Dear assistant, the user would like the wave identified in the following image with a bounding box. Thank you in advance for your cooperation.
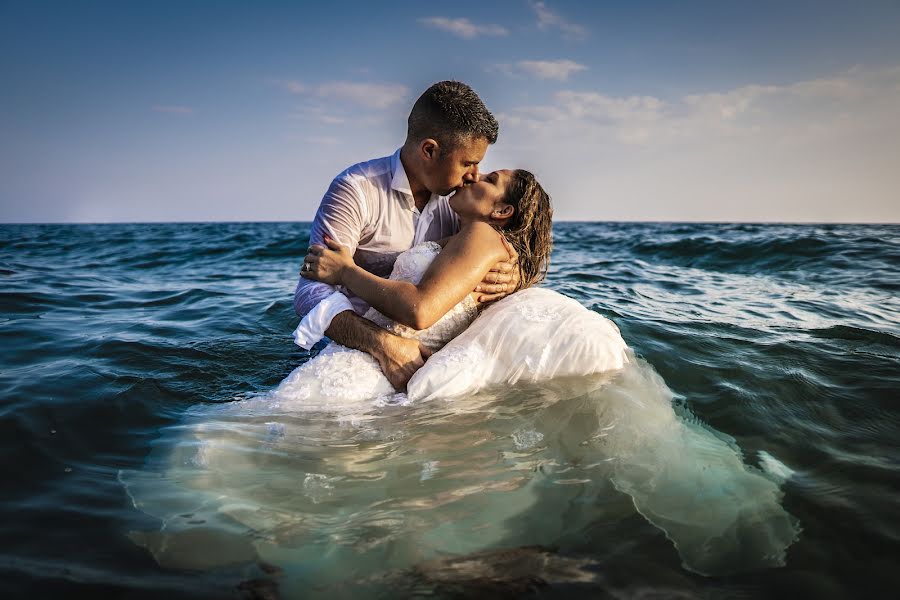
[630,234,850,273]
[2,221,897,596]
[806,324,900,348]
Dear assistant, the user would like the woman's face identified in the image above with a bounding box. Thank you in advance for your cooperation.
[449,169,515,221]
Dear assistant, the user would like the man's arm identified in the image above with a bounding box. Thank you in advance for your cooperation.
[294,174,379,349]
[325,311,431,391]
[293,177,365,320]
[293,175,429,390]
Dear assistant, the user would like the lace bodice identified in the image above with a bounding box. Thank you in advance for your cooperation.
[362,242,479,351]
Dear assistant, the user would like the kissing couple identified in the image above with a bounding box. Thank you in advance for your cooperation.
[291,80,625,402]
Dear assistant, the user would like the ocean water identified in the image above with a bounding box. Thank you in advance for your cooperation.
[1,222,898,599]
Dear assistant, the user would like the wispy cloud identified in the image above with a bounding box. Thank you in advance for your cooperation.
[304,136,340,145]
[315,81,409,109]
[418,16,508,39]
[499,67,900,146]
[282,81,305,94]
[152,105,193,115]
[516,59,588,81]
[278,80,409,110]
[288,107,348,125]
[531,1,587,40]
[496,65,900,221]
[504,90,666,144]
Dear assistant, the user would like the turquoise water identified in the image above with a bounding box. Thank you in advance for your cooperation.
[1,222,898,598]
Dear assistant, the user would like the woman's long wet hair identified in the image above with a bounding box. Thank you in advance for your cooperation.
[498,170,553,291]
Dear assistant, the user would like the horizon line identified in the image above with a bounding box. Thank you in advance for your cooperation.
[1,219,898,227]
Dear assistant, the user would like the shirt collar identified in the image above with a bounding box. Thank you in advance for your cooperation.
[390,148,415,209]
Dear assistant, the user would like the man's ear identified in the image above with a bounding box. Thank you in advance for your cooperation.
[419,138,440,161]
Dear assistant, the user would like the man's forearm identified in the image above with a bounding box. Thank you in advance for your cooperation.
[325,310,389,359]
[326,310,427,392]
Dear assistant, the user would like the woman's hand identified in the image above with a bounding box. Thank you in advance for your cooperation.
[300,235,355,286]
[474,236,520,302]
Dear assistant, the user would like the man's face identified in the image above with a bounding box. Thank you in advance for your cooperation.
[428,136,490,196]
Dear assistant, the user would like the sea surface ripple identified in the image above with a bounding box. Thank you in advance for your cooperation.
[1,222,898,598]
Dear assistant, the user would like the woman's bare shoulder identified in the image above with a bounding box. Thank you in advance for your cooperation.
[453,221,507,258]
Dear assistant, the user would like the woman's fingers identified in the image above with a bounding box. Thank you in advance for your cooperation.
[474,281,509,293]
[302,251,322,267]
[474,271,511,291]
[300,254,317,271]
[480,271,512,285]
[477,291,508,303]
[499,236,518,261]
[323,236,343,251]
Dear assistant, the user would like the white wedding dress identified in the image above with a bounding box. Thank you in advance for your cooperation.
[273,241,630,410]
[120,242,799,582]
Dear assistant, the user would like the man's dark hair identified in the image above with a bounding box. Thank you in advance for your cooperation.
[406,81,499,149]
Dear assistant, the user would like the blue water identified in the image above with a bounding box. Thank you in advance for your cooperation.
[1,222,898,598]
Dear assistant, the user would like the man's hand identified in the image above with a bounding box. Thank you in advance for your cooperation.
[474,237,520,303]
[372,334,432,391]
[324,311,431,391]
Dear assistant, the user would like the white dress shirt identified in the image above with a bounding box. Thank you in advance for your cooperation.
[292,149,460,349]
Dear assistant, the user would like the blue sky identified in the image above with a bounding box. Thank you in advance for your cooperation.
[2,0,899,222]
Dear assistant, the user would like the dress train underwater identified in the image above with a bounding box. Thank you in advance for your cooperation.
[119,244,800,588]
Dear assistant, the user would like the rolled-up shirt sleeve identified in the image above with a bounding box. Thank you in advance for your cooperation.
[292,176,367,348]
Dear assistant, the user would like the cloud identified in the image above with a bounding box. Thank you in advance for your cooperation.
[418,16,508,39]
[289,107,348,125]
[316,81,409,109]
[304,136,339,145]
[530,1,587,40]
[152,105,193,115]
[279,80,409,110]
[516,59,588,81]
[682,85,778,122]
[503,90,666,144]
[506,91,663,123]
[501,67,900,146]
[493,65,900,221]
[282,81,305,94]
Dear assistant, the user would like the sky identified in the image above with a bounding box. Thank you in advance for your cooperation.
[1,0,899,223]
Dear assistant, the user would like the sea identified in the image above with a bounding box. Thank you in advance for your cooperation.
[1,222,898,599]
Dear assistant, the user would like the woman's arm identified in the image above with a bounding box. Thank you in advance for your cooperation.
[304,223,507,330]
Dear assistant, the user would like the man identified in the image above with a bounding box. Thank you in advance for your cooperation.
[293,81,518,390]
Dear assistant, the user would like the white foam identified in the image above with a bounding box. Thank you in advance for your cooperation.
[758,450,796,484]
